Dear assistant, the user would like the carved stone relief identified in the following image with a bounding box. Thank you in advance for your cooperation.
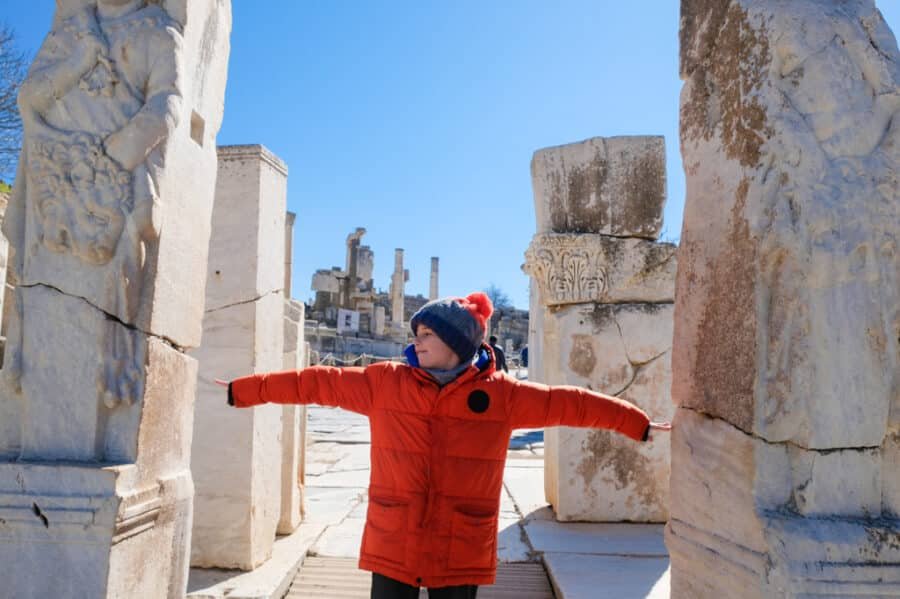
[670,1,900,596]
[523,234,608,306]
[6,0,184,408]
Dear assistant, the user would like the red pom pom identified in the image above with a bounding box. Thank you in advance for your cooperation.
[465,292,494,321]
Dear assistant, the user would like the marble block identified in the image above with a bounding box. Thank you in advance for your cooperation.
[670,2,900,594]
[542,303,674,522]
[278,299,307,534]
[667,408,900,598]
[531,136,666,238]
[206,145,288,311]
[190,292,284,570]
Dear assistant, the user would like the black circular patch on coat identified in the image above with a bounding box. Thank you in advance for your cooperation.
[467,390,490,413]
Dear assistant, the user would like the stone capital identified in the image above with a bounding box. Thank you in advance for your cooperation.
[523,234,608,306]
[523,233,676,307]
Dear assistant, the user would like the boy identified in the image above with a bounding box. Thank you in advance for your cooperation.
[222,292,671,599]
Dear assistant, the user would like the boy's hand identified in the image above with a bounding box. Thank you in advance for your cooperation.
[643,421,672,441]
[214,378,234,406]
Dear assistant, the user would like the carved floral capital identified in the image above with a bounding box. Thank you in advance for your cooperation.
[523,234,609,306]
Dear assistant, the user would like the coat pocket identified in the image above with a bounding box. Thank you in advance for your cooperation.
[448,509,497,570]
[362,497,408,565]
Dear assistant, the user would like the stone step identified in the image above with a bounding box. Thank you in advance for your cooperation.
[287,557,555,598]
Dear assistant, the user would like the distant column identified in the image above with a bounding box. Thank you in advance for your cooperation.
[284,211,295,297]
[429,257,439,300]
[343,228,366,309]
[390,249,405,331]
[374,306,386,336]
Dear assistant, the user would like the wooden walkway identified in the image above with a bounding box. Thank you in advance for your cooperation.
[287,557,555,598]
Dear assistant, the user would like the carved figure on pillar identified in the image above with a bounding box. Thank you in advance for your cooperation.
[6,0,183,407]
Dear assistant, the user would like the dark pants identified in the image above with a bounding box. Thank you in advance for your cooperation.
[371,573,478,599]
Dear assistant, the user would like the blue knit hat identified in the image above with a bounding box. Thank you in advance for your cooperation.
[410,292,493,362]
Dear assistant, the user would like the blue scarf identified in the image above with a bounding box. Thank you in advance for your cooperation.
[404,345,491,386]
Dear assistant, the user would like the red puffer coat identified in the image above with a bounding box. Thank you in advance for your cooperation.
[230,350,650,588]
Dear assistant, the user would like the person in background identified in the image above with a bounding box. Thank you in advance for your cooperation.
[488,335,508,373]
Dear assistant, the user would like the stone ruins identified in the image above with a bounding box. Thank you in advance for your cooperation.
[0,1,231,597]
[524,136,676,522]
[1,1,898,598]
[667,0,900,597]
[306,231,530,360]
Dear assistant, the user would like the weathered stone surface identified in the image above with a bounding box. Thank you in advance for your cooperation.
[0,3,229,595]
[5,1,229,350]
[543,553,669,599]
[278,299,306,535]
[191,283,284,570]
[887,433,900,518]
[523,234,675,306]
[531,136,666,238]
[541,303,674,522]
[674,0,900,450]
[668,408,900,597]
[206,145,287,311]
[527,131,675,524]
[0,337,198,598]
[670,2,900,594]
[284,211,295,296]
[191,142,287,568]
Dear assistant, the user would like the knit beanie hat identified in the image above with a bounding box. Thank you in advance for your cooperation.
[410,292,493,362]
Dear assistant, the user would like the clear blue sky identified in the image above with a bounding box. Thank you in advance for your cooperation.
[6,3,900,309]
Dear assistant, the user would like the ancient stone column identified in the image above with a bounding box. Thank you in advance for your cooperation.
[667,2,900,596]
[523,136,675,522]
[430,256,439,300]
[284,211,295,297]
[190,145,286,569]
[358,245,374,291]
[374,305,386,336]
[343,227,365,309]
[390,248,406,331]
[278,298,306,534]
[0,2,231,597]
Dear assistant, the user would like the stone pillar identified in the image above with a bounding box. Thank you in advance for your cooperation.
[358,245,374,291]
[523,136,675,522]
[0,191,9,360]
[374,305,386,336]
[0,3,231,597]
[667,2,900,597]
[390,248,405,331]
[190,145,286,570]
[343,228,365,309]
[284,211,295,297]
[278,299,306,533]
[429,257,439,300]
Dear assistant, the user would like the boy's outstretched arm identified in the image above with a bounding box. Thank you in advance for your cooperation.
[219,366,378,416]
[506,379,660,441]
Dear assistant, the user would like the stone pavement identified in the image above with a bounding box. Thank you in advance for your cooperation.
[189,396,670,598]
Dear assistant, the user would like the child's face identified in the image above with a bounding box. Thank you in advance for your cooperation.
[413,325,461,370]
